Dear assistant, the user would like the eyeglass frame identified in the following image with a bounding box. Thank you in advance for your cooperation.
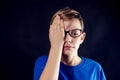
[64,29,83,38]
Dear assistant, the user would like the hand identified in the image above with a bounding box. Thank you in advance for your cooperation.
[49,15,65,48]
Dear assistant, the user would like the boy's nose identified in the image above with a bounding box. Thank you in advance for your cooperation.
[64,33,72,42]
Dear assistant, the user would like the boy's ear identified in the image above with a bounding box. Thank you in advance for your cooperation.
[80,32,86,44]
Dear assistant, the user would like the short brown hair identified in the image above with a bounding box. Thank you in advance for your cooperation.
[50,7,84,31]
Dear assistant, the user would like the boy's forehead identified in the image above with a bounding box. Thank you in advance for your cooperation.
[64,19,82,30]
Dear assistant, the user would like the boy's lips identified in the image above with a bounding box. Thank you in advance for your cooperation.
[64,46,73,50]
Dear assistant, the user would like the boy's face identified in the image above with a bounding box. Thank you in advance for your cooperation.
[63,18,86,56]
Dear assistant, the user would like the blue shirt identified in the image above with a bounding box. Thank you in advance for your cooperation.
[33,56,106,80]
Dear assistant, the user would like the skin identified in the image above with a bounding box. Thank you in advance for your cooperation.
[62,18,86,66]
[40,15,86,80]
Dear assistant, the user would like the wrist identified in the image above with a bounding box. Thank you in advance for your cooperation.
[51,45,63,51]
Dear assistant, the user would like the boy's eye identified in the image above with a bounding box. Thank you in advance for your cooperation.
[65,29,83,38]
[70,30,80,37]
[72,32,78,36]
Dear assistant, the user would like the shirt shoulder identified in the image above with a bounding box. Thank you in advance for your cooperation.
[36,56,48,63]
[33,56,48,80]
[83,57,106,80]
[83,57,102,69]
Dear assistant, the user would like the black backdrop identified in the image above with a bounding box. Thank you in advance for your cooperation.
[1,0,120,80]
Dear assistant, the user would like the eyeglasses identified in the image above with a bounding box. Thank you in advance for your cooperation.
[65,29,83,38]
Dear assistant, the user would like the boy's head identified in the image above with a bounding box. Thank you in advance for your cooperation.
[50,7,84,31]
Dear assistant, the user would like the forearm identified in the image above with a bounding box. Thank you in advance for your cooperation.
[40,46,63,80]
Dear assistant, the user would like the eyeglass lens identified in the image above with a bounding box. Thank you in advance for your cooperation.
[65,29,82,38]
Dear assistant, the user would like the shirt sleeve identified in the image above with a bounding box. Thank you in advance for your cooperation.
[96,63,106,80]
[99,67,106,80]
[33,56,48,80]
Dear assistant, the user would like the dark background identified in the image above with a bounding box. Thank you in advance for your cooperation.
[1,0,120,80]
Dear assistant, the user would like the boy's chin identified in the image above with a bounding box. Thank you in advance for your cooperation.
[62,50,72,55]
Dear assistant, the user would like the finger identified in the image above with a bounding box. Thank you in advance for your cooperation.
[52,15,60,25]
[50,16,58,30]
[60,19,64,31]
[53,15,61,31]
[57,15,61,26]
